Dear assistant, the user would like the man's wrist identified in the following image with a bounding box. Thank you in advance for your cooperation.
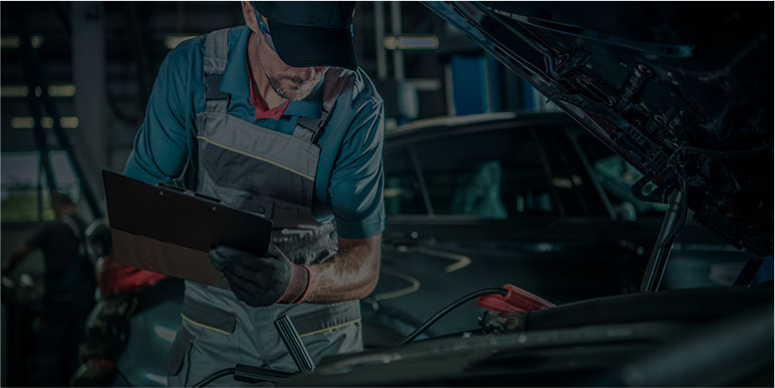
[277,264,310,304]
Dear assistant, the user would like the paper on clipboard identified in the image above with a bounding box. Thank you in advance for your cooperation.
[102,170,273,288]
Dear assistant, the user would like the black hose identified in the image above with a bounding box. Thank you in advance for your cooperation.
[392,287,508,347]
[193,367,235,388]
[658,186,687,249]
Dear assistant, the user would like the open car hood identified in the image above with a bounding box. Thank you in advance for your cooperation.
[424,2,773,256]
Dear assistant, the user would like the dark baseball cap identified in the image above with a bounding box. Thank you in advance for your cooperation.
[253,2,358,70]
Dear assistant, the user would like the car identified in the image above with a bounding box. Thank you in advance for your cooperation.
[363,112,751,344]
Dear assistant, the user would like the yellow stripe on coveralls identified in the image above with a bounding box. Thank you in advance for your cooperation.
[181,313,232,335]
[298,319,362,338]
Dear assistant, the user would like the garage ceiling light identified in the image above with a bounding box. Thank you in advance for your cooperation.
[552,177,573,189]
[1,35,44,49]
[1,36,20,49]
[1,86,29,97]
[384,35,439,50]
[2,85,76,98]
[10,117,35,129]
[165,35,196,50]
[60,117,79,128]
[49,85,76,97]
[31,35,44,49]
[10,116,79,129]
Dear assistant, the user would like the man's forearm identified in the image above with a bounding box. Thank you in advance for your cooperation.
[303,234,381,304]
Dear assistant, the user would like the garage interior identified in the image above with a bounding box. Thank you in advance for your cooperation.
[1,2,772,387]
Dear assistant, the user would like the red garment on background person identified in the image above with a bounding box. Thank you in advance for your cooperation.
[97,255,168,296]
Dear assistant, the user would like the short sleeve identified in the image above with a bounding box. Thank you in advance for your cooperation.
[123,51,193,185]
[329,98,385,239]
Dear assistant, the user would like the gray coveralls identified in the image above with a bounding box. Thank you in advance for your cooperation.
[164,28,363,387]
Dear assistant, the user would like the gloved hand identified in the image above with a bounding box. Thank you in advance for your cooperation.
[209,246,310,307]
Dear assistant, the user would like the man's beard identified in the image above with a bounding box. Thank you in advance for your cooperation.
[266,72,323,101]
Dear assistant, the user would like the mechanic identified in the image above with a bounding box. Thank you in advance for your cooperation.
[122,2,384,385]
[2,193,96,387]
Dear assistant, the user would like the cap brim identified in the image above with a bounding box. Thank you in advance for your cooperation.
[269,20,358,71]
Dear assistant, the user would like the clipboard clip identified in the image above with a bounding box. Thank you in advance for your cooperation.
[156,182,225,205]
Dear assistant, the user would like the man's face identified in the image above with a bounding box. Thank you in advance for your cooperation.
[253,13,328,101]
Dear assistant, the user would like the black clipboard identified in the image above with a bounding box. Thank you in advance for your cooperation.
[103,170,272,287]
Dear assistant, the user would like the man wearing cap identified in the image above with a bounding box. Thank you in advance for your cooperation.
[123,2,383,385]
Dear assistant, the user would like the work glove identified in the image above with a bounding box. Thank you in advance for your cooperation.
[209,246,310,307]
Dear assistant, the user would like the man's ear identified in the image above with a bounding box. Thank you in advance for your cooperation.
[241,1,259,32]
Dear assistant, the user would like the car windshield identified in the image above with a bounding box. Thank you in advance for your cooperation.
[384,119,664,221]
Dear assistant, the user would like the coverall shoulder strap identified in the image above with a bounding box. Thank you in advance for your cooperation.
[203,27,231,76]
[292,68,356,143]
[203,28,233,112]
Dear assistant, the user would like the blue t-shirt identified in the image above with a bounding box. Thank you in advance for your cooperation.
[124,25,385,239]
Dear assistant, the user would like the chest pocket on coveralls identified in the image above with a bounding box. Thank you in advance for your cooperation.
[196,112,320,221]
